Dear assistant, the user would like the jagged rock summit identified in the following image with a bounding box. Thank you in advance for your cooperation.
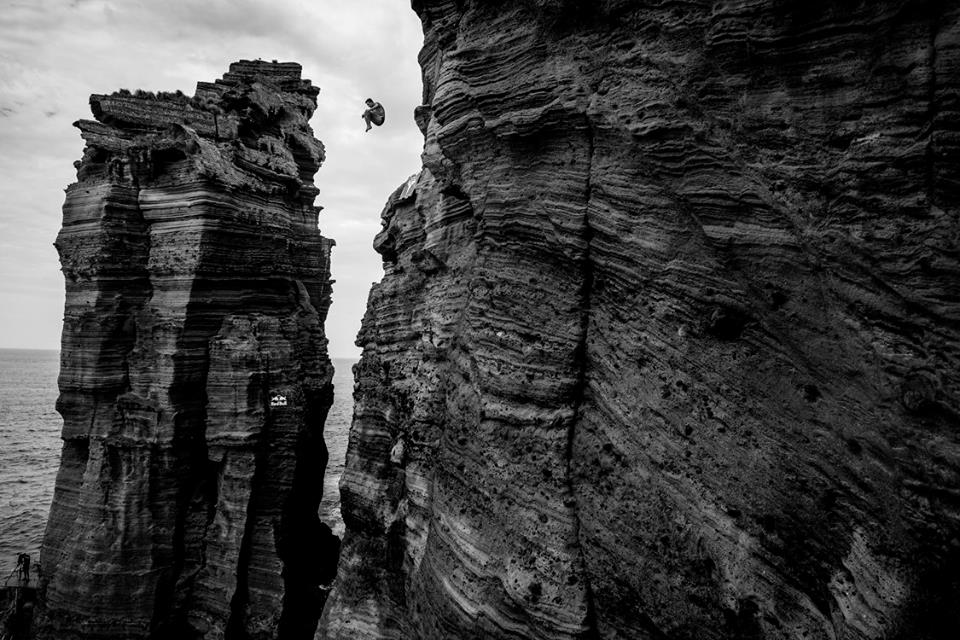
[321,2,960,640]
[40,61,339,639]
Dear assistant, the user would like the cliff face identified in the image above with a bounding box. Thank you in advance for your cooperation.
[322,2,960,639]
[41,61,338,640]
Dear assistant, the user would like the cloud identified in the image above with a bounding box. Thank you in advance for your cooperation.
[0,0,425,356]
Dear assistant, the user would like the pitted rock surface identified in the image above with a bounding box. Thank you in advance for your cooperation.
[40,61,339,640]
[321,2,960,639]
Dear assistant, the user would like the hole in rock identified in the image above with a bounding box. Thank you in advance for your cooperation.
[803,384,821,402]
[705,306,751,340]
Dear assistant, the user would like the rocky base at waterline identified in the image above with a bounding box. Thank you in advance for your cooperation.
[38,61,339,640]
[320,2,960,639]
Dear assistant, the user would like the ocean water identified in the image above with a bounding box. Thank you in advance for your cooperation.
[0,349,61,580]
[321,358,355,540]
[0,350,354,577]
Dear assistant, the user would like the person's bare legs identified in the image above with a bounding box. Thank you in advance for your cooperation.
[363,112,372,131]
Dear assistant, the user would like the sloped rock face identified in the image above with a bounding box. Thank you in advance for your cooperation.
[40,61,339,640]
[322,2,960,639]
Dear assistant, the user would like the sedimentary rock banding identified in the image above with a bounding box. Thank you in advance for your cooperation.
[324,2,960,639]
[41,61,337,640]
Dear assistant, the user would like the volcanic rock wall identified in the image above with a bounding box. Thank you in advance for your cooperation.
[322,2,960,639]
[40,61,338,640]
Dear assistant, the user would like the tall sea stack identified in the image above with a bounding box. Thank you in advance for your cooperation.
[40,61,338,639]
[321,2,960,639]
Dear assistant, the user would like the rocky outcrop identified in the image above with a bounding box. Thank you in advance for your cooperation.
[40,61,339,640]
[322,2,960,639]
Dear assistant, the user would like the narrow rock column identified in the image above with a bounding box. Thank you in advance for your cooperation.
[40,61,338,640]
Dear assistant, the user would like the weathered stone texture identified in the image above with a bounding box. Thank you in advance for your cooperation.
[322,2,960,639]
[40,61,338,640]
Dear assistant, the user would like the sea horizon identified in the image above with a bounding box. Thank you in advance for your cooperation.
[0,348,356,576]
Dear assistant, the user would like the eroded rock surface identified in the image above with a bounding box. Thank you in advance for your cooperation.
[40,61,338,640]
[322,2,960,639]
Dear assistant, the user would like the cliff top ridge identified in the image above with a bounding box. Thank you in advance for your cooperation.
[73,60,325,201]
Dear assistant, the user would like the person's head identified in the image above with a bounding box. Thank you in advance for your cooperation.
[365,98,375,106]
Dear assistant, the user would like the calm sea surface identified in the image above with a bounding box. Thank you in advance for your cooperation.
[0,349,354,577]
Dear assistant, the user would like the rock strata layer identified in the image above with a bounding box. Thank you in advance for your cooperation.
[322,2,960,639]
[41,61,338,640]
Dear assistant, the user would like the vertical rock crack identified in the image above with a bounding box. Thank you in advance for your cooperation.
[564,118,598,637]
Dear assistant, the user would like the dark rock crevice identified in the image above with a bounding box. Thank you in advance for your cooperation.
[565,119,599,639]
[923,0,941,209]
[224,348,274,640]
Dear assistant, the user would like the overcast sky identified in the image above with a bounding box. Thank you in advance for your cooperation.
[0,0,424,358]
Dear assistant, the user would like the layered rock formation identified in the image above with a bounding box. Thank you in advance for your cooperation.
[322,2,960,639]
[41,61,339,640]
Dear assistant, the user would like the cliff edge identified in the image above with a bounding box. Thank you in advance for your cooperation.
[40,61,338,640]
[322,2,960,639]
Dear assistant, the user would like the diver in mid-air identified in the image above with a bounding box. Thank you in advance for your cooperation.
[362,98,385,132]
